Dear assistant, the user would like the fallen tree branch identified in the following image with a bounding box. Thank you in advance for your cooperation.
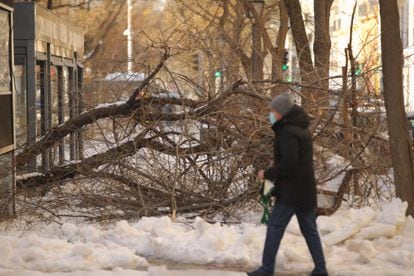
[16,52,169,167]
[16,81,262,168]
[17,134,210,188]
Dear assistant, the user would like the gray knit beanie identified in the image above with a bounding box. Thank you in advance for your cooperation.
[269,92,294,116]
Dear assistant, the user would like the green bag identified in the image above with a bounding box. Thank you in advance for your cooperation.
[259,179,274,225]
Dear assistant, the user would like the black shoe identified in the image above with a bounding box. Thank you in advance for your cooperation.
[246,268,274,276]
[310,269,328,276]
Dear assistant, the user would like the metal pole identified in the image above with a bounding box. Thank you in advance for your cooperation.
[127,0,133,73]
[44,43,52,169]
[26,40,37,172]
[251,22,261,81]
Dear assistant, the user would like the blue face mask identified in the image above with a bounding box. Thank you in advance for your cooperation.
[269,112,277,125]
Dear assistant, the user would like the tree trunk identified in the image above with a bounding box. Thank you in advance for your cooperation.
[313,0,333,107]
[272,0,289,83]
[379,0,414,215]
[243,0,287,83]
[283,0,316,109]
[251,22,264,81]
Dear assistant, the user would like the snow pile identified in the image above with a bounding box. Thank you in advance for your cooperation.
[55,217,265,267]
[0,267,243,276]
[1,198,414,275]
[0,232,148,272]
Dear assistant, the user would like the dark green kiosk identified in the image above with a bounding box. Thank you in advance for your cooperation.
[13,2,84,173]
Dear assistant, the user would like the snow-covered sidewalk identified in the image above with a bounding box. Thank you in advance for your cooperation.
[1,199,414,275]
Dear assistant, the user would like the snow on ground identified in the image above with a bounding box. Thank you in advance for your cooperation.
[1,198,414,275]
[0,267,244,276]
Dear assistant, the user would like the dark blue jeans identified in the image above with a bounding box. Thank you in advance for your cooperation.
[261,203,326,274]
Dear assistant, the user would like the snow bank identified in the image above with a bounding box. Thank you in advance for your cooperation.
[0,233,148,272]
[321,207,377,246]
[0,267,243,276]
[1,198,414,275]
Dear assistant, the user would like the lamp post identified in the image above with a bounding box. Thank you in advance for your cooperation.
[123,0,134,73]
[246,0,265,81]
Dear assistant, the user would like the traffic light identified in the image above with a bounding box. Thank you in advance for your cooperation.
[282,50,289,71]
[214,69,222,78]
[192,53,199,71]
[355,62,363,76]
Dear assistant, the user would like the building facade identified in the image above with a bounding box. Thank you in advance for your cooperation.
[399,0,414,112]
[330,0,414,111]
[329,0,381,95]
[284,0,414,111]
[13,2,84,172]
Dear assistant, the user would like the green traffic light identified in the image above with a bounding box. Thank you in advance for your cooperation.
[355,67,362,76]
[214,70,222,78]
[282,64,289,71]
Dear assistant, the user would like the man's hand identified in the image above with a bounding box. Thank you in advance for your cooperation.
[257,169,265,181]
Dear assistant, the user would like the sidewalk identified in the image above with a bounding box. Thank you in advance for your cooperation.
[0,266,306,276]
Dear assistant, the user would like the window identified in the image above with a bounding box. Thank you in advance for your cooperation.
[0,95,13,150]
[0,151,14,215]
[412,5,414,46]
[50,65,60,165]
[358,3,367,17]
[35,63,45,138]
[0,9,11,94]
[77,67,83,159]
[0,4,15,216]
[50,65,59,127]
[68,67,75,119]
[68,67,76,160]
[66,65,83,161]
[77,67,83,115]
[35,61,50,169]
[62,67,70,121]
[14,58,28,147]
[62,67,70,161]
[399,2,409,47]
[368,0,377,8]
[332,19,341,31]
[0,7,13,154]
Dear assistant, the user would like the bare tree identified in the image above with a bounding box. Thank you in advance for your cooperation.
[281,0,334,111]
[243,0,289,83]
[379,0,414,215]
[2,0,399,223]
[282,0,317,108]
[314,0,334,92]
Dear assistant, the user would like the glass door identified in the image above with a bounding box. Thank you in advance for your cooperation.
[14,56,28,149]
[35,61,48,169]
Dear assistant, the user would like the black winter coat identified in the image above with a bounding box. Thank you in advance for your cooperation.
[264,105,317,210]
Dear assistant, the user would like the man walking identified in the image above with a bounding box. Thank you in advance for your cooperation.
[248,93,328,276]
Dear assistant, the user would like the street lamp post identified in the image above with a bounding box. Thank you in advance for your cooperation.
[123,0,133,73]
[246,0,265,81]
